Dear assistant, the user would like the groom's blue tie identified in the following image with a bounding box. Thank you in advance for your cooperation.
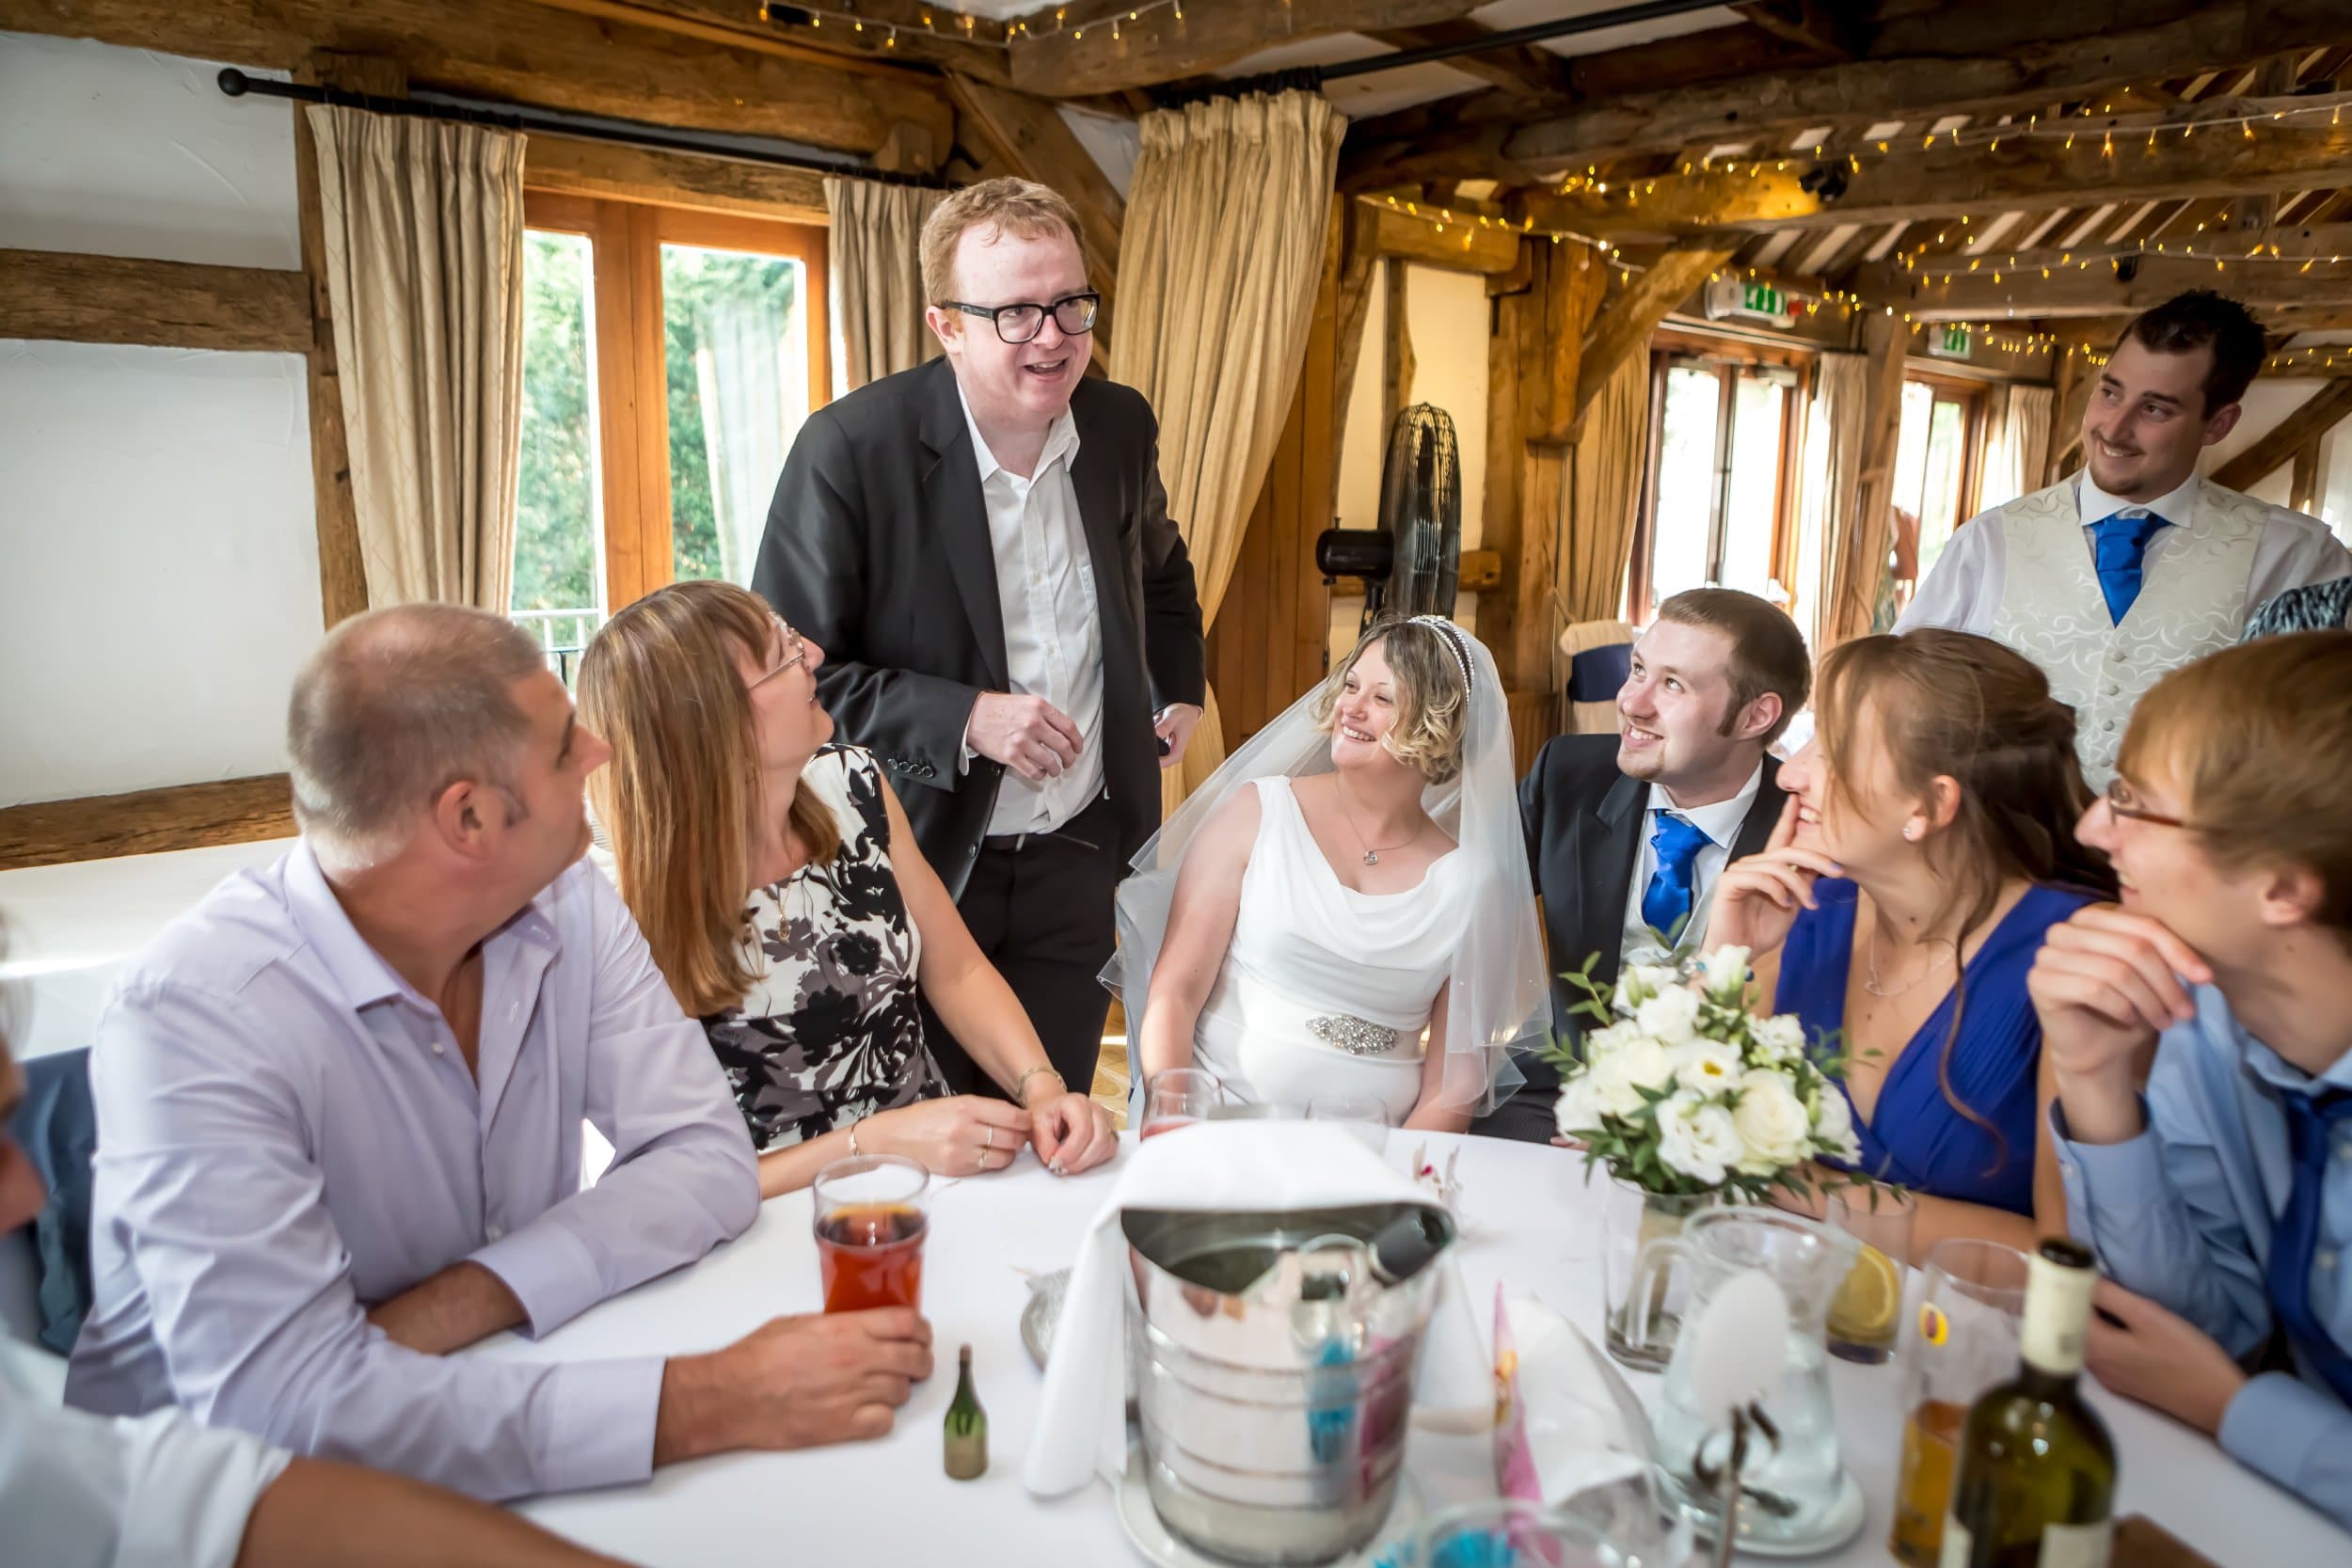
[1641,812,1712,942]
[2090,508,2169,625]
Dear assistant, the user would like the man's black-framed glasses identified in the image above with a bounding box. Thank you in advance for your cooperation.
[940,292,1100,344]
[2104,776,2198,831]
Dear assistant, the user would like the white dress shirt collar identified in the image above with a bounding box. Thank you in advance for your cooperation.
[2079,469,2201,531]
[1646,760,1766,848]
[957,385,1080,488]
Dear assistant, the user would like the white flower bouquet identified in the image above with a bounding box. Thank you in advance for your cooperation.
[1549,945,1861,1199]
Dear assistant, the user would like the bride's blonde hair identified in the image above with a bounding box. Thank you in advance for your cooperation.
[1310,616,1470,785]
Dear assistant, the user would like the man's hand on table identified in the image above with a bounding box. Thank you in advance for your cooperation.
[652,1309,935,1465]
[2086,1278,2246,1437]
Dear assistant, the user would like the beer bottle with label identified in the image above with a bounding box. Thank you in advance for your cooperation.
[1939,1239,2117,1567]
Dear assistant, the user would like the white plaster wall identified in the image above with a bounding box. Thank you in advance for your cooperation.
[0,34,320,806]
[0,32,299,267]
[0,342,322,803]
[2201,379,2323,489]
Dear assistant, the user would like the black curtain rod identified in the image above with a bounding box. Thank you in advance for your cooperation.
[1163,0,1732,105]
[215,69,954,191]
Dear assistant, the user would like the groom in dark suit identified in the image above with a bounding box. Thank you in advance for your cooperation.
[1475,589,1810,1142]
[753,179,1205,1101]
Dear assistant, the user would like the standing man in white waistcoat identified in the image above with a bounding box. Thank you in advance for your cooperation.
[1897,291,2349,786]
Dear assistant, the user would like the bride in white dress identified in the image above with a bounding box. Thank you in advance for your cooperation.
[1112,615,1547,1129]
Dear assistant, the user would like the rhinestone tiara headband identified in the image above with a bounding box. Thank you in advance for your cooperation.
[1406,613,1474,693]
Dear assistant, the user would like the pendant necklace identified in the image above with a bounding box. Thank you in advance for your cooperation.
[1335,785,1416,866]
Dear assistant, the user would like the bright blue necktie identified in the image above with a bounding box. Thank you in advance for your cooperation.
[2267,1086,2352,1405]
[2090,509,2169,625]
[1640,812,1712,943]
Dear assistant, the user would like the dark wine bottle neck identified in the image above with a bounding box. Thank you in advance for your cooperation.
[2013,1360,2078,1401]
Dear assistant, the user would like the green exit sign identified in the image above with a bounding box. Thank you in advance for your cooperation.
[1929,324,1972,359]
[1742,282,1785,316]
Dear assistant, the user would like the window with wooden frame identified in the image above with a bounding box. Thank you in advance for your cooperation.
[1626,332,1811,626]
[514,190,830,676]
[1888,372,1987,614]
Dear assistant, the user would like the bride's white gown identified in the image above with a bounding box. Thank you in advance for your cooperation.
[1192,777,1470,1123]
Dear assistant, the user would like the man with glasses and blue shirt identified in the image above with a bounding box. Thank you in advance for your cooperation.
[1897,290,2347,788]
[754,178,1205,1102]
[2029,633,2352,1530]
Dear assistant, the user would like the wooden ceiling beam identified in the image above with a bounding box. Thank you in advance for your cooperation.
[1343,1,2352,190]
[1733,1,1869,63]
[1510,106,2352,238]
[1356,200,1522,274]
[0,248,310,354]
[1869,258,2352,322]
[612,0,1018,84]
[1362,20,1572,99]
[2213,378,2352,489]
[1006,0,1486,98]
[0,0,954,159]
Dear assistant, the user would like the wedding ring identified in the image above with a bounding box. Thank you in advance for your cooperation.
[983,1125,994,1151]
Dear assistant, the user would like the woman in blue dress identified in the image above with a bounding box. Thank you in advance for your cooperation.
[1706,628,2114,1259]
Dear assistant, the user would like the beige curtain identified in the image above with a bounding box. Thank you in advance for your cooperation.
[1109,91,1346,812]
[1799,352,1871,650]
[306,105,525,611]
[825,178,946,391]
[1997,384,2055,508]
[1561,353,1651,624]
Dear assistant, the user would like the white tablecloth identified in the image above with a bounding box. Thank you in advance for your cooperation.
[483,1131,2345,1566]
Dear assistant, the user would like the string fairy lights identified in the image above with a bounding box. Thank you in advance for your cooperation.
[754,0,1195,52]
[1553,86,2352,206]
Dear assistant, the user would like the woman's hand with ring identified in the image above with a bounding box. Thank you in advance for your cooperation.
[866,1095,1030,1177]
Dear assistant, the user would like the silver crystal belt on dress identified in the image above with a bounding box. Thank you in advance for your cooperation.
[1307,1014,1401,1056]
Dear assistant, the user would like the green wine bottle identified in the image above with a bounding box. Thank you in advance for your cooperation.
[1939,1239,2118,1568]
[944,1343,987,1481]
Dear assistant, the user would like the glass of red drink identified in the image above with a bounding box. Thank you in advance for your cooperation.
[1140,1068,1225,1140]
[812,1153,929,1313]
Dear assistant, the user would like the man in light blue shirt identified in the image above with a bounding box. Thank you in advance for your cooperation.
[3,1023,631,1566]
[2030,631,2352,1529]
[66,604,933,1500]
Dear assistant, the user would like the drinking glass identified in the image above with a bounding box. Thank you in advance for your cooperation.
[1307,1090,1392,1153]
[1823,1180,1916,1364]
[1141,1068,1225,1140]
[812,1153,929,1313]
[1886,1238,2031,1566]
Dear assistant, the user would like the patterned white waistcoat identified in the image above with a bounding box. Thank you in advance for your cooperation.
[1985,476,2263,788]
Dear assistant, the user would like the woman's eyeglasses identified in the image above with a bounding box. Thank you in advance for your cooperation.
[937,292,1100,345]
[750,617,806,689]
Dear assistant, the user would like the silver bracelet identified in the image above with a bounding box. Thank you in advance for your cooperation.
[1011,1065,1065,1104]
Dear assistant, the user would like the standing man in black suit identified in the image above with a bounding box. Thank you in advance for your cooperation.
[1474,589,1810,1142]
[753,179,1205,1102]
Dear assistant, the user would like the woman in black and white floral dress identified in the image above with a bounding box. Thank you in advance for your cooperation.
[580,580,1116,1199]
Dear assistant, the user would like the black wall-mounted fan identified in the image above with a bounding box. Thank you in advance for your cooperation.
[1315,403,1462,638]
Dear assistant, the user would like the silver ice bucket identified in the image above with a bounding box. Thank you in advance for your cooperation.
[1122,1202,1456,1566]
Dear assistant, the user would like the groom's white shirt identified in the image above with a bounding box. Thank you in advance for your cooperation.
[1619,762,1763,971]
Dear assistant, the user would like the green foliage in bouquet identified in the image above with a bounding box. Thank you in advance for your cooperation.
[1541,946,1863,1201]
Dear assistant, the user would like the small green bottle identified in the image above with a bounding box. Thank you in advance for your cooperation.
[944,1343,988,1481]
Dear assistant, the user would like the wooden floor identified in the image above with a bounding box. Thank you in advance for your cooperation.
[1091,999,1129,1129]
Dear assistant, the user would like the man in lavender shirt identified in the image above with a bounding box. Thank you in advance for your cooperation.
[65,604,934,1501]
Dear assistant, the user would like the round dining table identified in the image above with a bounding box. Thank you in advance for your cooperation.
[480,1129,2345,1566]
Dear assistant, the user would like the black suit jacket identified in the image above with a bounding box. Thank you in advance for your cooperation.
[1515,734,1787,1100]
[752,357,1206,894]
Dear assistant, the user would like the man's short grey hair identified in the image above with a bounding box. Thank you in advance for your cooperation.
[288,604,547,868]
